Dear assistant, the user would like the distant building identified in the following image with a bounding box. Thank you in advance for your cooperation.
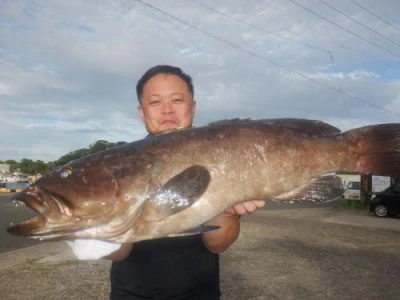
[0,164,10,182]
[0,164,10,173]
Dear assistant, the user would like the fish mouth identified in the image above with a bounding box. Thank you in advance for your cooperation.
[7,187,74,240]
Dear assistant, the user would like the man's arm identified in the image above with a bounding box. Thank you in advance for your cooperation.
[202,200,265,253]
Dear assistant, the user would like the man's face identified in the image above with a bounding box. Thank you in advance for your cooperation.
[138,73,196,134]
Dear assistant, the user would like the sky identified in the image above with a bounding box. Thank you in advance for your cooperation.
[1,0,400,162]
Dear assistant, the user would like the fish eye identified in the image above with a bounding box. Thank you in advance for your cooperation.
[60,167,72,179]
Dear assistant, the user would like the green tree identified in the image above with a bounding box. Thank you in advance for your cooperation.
[55,148,90,166]
[5,160,17,164]
[89,140,109,153]
[19,159,35,174]
[53,140,127,166]
[3,140,128,171]
[6,160,19,172]
[33,160,49,174]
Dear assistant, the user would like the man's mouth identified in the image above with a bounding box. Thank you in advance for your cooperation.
[161,120,177,125]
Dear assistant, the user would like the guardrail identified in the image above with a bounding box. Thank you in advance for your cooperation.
[0,188,22,193]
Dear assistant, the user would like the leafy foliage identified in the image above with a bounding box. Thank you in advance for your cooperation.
[18,159,49,174]
[2,140,127,175]
[54,140,127,166]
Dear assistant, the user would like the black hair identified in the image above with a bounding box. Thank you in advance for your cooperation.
[136,65,194,103]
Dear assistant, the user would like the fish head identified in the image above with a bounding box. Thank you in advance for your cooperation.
[7,159,120,240]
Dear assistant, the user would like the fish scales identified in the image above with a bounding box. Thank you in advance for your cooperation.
[7,119,400,243]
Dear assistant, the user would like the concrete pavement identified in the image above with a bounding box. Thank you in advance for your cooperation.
[1,207,400,299]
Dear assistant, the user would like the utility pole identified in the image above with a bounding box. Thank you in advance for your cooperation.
[360,174,372,207]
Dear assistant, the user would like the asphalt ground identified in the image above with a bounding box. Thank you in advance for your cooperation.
[1,194,400,299]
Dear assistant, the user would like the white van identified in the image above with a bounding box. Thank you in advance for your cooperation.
[344,181,361,200]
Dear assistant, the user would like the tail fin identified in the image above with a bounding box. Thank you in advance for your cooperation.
[343,123,400,177]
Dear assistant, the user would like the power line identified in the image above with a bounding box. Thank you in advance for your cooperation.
[317,0,400,48]
[190,0,397,73]
[349,0,400,34]
[136,0,400,118]
[190,0,348,110]
[287,0,400,60]
[328,51,350,113]
[193,0,398,72]
[190,0,332,54]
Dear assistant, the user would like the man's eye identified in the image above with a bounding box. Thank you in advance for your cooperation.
[173,99,184,103]
[149,101,160,106]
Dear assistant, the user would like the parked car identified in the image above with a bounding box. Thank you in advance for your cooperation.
[369,183,400,217]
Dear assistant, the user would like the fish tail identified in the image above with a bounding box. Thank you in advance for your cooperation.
[343,123,400,176]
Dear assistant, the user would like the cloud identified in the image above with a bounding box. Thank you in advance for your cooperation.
[0,0,399,161]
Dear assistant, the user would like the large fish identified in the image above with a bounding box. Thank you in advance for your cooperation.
[7,119,400,243]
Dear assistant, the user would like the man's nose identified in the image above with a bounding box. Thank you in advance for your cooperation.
[161,101,174,114]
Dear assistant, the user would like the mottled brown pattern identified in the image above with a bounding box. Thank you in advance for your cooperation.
[7,119,400,243]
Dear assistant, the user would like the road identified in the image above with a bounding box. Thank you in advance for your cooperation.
[1,202,399,300]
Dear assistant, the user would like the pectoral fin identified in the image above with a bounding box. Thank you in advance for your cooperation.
[274,175,345,202]
[143,165,211,221]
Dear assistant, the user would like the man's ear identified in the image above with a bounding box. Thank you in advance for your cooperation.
[137,105,145,122]
[192,100,197,119]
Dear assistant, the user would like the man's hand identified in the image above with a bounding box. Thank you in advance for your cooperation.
[224,200,265,216]
[202,200,265,253]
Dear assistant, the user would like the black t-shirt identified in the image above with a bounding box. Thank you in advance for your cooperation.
[110,234,220,300]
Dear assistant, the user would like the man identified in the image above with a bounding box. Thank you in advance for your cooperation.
[109,65,265,299]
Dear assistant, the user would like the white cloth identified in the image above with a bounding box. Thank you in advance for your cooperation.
[66,239,122,260]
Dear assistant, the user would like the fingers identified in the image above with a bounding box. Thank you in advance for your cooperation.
[224,200,266,217]
[224,206,236,216]
[242,201,257,214]
[233,203,248,215]
[233,200,266,215]
[253,200,266,208]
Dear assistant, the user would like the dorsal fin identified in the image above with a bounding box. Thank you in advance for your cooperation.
[262,118,341,136]
[206,118,251,126]
[206,118,340,137]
